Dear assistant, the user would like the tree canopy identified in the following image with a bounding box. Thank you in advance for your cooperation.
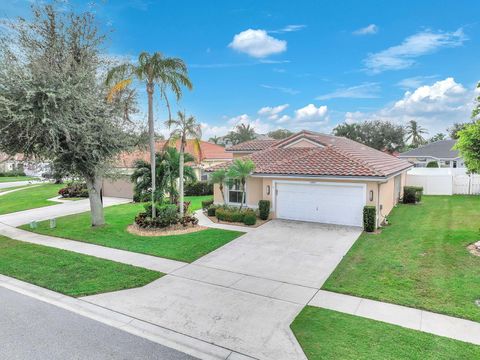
[268,129,293,140]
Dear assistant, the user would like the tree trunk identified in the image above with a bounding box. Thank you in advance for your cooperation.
[240,179,245,210]
[179,142,185,217]
[147,82,156,218]
[220,183,225,204]
[85,175,105,227]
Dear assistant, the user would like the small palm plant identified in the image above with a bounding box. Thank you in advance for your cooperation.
[210,169,227,203]
[165,111,202,216]
[227,159,255,210]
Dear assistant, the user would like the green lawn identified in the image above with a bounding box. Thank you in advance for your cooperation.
[0,183,63,215]
[0,236,161,297]
[184,195,213,211]
[291,306,480,360]
[323,195,480,322]
[0,176,38,183]
[21,196,242,263]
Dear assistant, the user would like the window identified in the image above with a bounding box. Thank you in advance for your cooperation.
[228,180,245,204]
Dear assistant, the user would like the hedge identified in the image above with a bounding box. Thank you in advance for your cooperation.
[403,186,423,204]
[184,181,213,196]
[215,207,257,226]
[363,206,376,232]
[202,199,214,210]
[426,161,439,168]
[258,200,270,220]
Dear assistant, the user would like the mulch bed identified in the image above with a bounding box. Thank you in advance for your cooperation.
[206,213,270,228]
[127,223,207,237]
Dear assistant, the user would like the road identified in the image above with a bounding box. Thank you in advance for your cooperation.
[0,287,197,360]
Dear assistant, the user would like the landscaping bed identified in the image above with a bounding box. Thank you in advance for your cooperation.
[323,195,480,322]
[291,306,480,360]
[0,235,161,297]
[21,197,243,263]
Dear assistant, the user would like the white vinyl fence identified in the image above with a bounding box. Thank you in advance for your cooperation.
[406,168,480,195]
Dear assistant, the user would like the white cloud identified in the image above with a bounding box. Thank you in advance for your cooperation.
[364,28,466,73]
[353,24,378,35]
[316,83,380,100]
[341,77,474,134]
[229,29,287,58]
[258,104,289,120]
[276,115,292,124]
[396,75,438,89]
[294,104,329,124]
[270,24,306,34]
[260,84,299,95]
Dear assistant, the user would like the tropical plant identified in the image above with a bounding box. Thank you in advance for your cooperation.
[210,169,227,203]
[209,136,220,144]
[165,111,202,216]
[448,122,471,140]
[226,159,255,210]
[106,52,192,218]
[234,123,256,144]
[130,148,196,204]
[405,120,428,148]
[429,133,446,143]
[454,121,480,174]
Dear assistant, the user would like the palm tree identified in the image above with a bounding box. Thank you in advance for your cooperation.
[165,111,202,216]
[226,158,256,210]
[130,148,196,204]
[210,169,227,203]
[106,52,192,218]
[209,135,220,145]
[406,120,428,148]
[235,123,256,144]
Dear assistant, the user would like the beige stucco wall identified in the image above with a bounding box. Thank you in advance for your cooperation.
[284,139,319,148]
[213,171,409,227]
[102,176,134,199]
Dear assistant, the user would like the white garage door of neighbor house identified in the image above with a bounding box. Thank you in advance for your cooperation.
[275,182,365,226]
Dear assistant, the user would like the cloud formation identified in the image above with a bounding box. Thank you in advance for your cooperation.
[229,29,287,58]
[353,24,378,35]
[260,84,299,95]
[270,24,306,34]
[364,29,466,73]
[294,104,329,124]
[258,104,289,120]
[316,83,381,100]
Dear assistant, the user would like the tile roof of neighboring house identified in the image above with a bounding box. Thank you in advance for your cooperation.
[209,130,412,178]
[0,153,25,162]
[226,139,279,152]
[398,140,459,159]
[117,140,232,168]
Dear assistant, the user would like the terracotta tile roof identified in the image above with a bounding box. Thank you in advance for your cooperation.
[208,130,412,178]
[226,139,279,152]
[117,140,232,168]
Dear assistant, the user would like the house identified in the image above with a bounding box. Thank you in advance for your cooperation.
[102,140,232,199]
[209,130,413,227]
[0,153,25,173]
[397,140,465,168]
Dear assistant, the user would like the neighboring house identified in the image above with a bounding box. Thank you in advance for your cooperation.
[102,140,232,199]
[209,130,412,227]
[0,153,25,173]
[398,140,465,168]
[217,132,273,147]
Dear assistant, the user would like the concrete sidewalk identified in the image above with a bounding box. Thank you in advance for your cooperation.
[0,180,41,190]
[309,290,480,346]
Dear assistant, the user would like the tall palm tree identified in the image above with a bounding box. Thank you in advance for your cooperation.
[235,123,256,144]
[406,120,428,148]
[106,52,192,218]
[209,135,220,145]
[165,111,202,216]
[226,158,256,210]
[210,169,227,203]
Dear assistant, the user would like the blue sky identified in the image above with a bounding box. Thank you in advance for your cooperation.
[2,0,480,139]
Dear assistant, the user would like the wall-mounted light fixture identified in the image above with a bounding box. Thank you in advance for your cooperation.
[266,185,271,195]
[369,190,374,202]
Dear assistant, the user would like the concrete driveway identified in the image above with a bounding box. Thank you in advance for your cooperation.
[83,220,362,360]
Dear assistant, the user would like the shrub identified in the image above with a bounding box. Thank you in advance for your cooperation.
[178,201,191,214]
[207,205,217,217]
[0,170,26,177]
[216,207,245,223]
[258,200,270,220]
[243,211,257,226]
[426,161,439,168]
[202,199,214,210]
[135,204,179,228]
[363,206,376,232]
[184,181,213,196]
[58,182,88,198]
[403,186,423,204]
[179,214,199,227]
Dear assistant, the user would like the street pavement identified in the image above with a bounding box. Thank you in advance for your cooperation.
[0,287,196,360]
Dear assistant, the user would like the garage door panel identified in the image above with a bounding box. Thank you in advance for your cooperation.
[276,182,365,226]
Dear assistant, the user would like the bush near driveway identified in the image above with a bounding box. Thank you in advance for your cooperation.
[0,236,161,297]
[291,306,480,360]
[323,196,480,322]
[363,205,376,232]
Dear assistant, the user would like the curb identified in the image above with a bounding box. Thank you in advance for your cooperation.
[0,275,256,360]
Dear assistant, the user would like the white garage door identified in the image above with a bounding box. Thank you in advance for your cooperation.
[275,182,366,226]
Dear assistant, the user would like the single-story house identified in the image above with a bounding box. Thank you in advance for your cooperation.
[398,140,465,168]
[102,140,232,199]
[208,130,413,227]
[0,153,25,173]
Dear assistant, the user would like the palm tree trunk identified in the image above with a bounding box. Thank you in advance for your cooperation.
[147,82,156,218]
[179,143,185,217]
[220,183,225,204]
[240,179,245,210]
